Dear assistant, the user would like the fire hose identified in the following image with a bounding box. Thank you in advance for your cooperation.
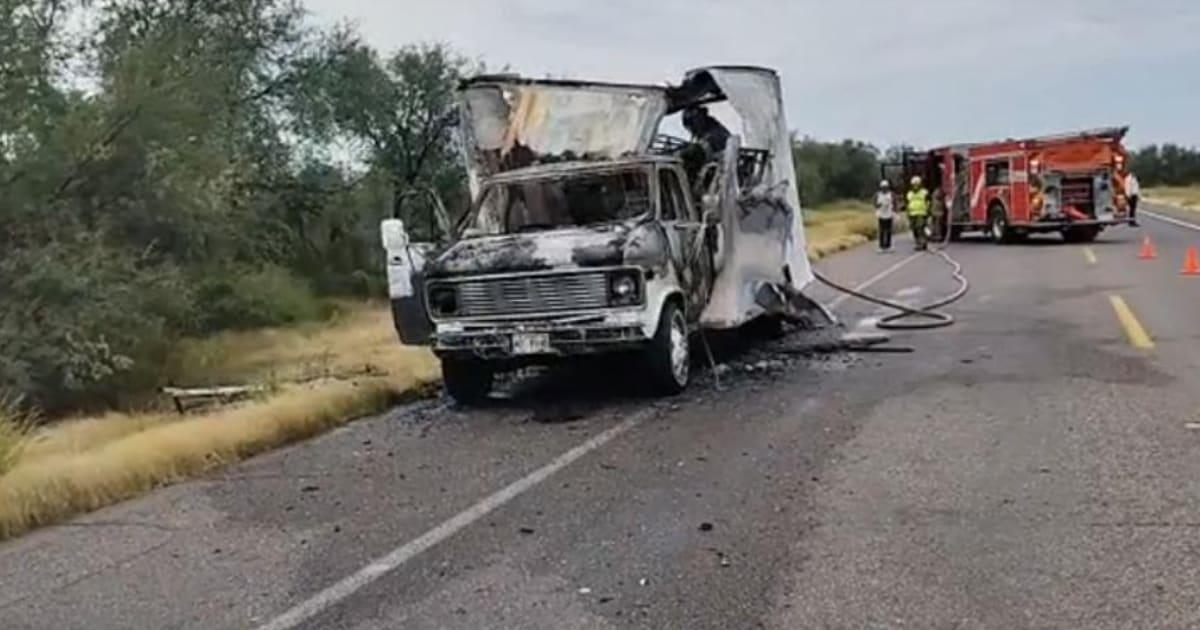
[811,229,970,330]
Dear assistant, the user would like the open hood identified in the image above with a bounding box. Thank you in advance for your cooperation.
[457,76,668,195]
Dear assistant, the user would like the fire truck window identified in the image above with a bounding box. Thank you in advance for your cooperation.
[986,160,1011,186]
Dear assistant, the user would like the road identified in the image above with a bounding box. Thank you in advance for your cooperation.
[3,203,1200,629]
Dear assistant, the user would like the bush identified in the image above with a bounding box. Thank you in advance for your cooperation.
[195,265,325,333]
[0,240,191,413]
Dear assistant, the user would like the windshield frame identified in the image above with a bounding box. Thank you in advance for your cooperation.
[457,164,657,238]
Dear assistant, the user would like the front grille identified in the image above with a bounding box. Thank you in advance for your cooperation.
[444,271,611,318]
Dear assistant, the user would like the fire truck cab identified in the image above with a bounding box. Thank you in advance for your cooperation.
[889,127,1133,243]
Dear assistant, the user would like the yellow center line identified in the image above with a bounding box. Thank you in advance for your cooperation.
[1109,295,1155,350]
[1083,246,1097,265]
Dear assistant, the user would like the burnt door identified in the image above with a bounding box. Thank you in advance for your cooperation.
[384,189,453,345]
[658,166,712,319]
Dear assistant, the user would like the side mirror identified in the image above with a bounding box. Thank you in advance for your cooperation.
[381,218,410,252]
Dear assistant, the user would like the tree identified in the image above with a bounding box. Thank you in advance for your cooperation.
[294,40,474,241]
[793,137,881,206]
[1131,144,1200,187]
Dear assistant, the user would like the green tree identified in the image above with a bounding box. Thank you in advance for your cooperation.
[1131,144,1200,187]
[793,137,881,206]
[293,40,474,242]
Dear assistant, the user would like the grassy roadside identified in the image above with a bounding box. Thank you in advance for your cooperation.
[1145,185,1200,211]
[0,203,876,542]
[0,305,439,541]
[805,200,882,260]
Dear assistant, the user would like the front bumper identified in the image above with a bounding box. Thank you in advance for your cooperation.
[1019,217,1132,231]
[432,311,651,361]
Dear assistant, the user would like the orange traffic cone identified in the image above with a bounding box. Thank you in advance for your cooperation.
[1182,247,1200,276]
[1138,235,1158,260]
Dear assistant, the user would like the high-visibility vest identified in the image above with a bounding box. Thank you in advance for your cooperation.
[907,188,929,216]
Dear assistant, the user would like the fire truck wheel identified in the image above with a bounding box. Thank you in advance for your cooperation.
[1062,226,1100,243]
[987,206,1011,244]
[441,358,494,404]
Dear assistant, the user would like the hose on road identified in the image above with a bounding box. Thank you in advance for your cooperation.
[813,245,970,330]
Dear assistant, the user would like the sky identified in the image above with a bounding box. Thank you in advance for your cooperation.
[304,0,1200,150]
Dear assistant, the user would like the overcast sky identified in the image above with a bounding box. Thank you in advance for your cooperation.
[305,0,1200,150]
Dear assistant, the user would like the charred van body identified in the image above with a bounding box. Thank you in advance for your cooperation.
[382,66,826,403]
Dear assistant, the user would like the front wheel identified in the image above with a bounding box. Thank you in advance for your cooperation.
[441,358,494,405]
[644,300,690,395]
[988,207,1011,244]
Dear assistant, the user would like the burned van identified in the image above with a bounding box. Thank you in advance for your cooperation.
[382,66,824,403]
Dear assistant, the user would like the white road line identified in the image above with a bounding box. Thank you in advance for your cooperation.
[828,252,924,309]
[257,408,654,630]
[894,286,924,298]
[1143,210,1200,232]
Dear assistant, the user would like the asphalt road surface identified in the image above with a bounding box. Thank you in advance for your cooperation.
[4,203,1200,630]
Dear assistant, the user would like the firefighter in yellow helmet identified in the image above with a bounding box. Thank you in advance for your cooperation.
[906,176,930,250]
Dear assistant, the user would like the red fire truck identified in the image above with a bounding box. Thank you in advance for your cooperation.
[888,127,1133,243]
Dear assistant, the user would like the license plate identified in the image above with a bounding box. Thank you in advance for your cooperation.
[511,333,552,355]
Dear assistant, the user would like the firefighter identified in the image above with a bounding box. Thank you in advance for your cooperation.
[1125,169,1141,227]
[875,179,895,252]
[906,176,930,250]
[930,188,948,242]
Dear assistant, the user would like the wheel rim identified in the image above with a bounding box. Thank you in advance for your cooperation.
[991,216,1004,240]
[669,311,689,386]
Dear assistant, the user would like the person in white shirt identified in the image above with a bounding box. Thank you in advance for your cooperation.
[1125,170,1141,227]
[874,180,895,251]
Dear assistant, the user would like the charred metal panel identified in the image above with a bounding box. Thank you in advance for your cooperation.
[458,80,669,196]
[702,67,811,289]
[679,67,812,329]
[428,223,642,278]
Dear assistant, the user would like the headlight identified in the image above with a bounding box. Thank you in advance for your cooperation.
[608,271,642,306]
[427,285,458,316]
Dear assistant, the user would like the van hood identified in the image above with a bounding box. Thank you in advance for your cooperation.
[427,224,634,278]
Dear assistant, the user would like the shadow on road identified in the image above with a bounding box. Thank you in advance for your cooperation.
[466,321,804,421]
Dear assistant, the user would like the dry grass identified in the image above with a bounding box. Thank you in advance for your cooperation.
[0,380,418,540]
[805,200,881,260]
[0,212,875,541]
[0,303,439,541]
[1146,186,1200,211]
[170,301,436,386]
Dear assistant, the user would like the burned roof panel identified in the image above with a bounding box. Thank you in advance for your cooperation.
[457,77,669,192]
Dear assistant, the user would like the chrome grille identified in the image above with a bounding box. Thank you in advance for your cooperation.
[447,272,610,318]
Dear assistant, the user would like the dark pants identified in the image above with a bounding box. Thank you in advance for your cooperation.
[930,212,945,241]
[1129,195,1139,221]
[910,214,928,249]
[878,217,893,250]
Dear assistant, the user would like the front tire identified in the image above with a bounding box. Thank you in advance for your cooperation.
[441,358,494,404]
[645,300,690,395]
[988,206,1011,244]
